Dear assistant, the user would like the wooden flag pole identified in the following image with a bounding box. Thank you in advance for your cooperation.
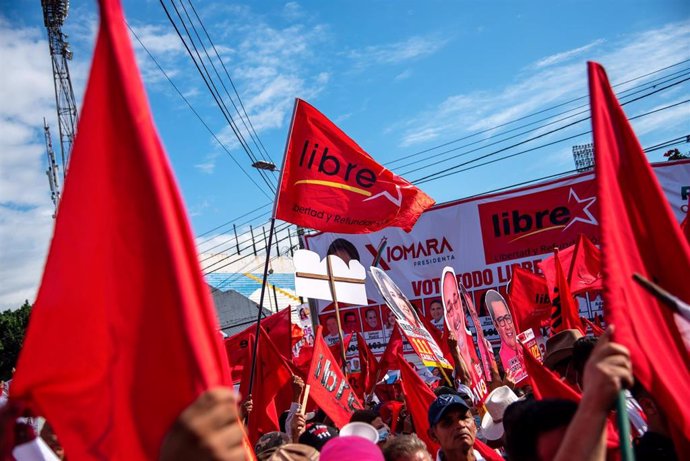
[299,384,311,415]
[326,254,349,375]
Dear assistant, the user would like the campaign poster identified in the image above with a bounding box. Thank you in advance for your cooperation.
[459,282,497,382]
[370,266,452,369]
[442,267,488,402]
[485,289,528,384]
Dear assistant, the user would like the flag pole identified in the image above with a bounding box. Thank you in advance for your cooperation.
[326,254,349,374]
[247,99,300,397]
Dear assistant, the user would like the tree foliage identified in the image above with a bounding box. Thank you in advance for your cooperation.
[0,300,32,381]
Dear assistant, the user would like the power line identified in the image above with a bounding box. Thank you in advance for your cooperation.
[186,0,277,166]
[413,99,690,185]
[126,22,272,201]
[386,57,690,167]
[159,0,277,194]
[395,67,690,176]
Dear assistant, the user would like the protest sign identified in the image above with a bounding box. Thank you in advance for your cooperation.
[485,290,528,384]
[371,267,452,370]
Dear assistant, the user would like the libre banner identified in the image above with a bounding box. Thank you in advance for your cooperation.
[442,268,488,402]
[371,267,453,370]
[275,99,435,233]
[307,326,363,427]
[304,161,689,362]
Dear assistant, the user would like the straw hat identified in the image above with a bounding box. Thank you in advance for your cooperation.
[480,386,519,441]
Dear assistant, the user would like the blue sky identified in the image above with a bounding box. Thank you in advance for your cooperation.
[1,0,689,307]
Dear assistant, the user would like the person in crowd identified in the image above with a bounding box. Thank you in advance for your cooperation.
[159,387,248,461]
[502,398,579,461]
[429,299,445,332]
[351,409,392,442]
[267,443,320,461]
[632,383,678,460]
[297,423,339,452]
[382,434,433,461]
[320,435,385,461]
[284,375,309,442]
[427,394,486,460]
[254,432,290,461]
[543,329,583,387]
[480,386,518,445]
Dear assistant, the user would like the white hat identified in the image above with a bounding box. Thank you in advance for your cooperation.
[480,386,518,441]
[339,422,379,443]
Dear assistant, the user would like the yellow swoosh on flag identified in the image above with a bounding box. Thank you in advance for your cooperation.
[508,225,566,243]
[294,179,372,197]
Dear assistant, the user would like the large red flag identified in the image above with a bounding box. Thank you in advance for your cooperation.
[540,234,602,297]
[307,327,363,428]
[239,327,294,442]
[549,248,583,334]
[522,344,580,402]
[356,333,379,397]
[589,61,690,450]
[508,267,551,336]
[275,99,435,233]
[8,1,244,459]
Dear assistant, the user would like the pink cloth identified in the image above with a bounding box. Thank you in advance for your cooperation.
[320,436,384,461]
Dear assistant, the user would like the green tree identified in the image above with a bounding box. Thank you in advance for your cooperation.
[0,300,32,381]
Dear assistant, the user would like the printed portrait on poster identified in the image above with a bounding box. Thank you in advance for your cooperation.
[485,289,527,383]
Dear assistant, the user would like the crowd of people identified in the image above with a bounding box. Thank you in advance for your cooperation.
[5,319,679,461]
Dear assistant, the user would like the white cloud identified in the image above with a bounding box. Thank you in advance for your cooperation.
[534,39,605,69]
[347,35,448,69]
[0,18,62,307]
[394,21,690,151]
[394,69,413,81]
[283,2,304,21]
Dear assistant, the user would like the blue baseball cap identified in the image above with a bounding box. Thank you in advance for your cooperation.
[428,394,471,427]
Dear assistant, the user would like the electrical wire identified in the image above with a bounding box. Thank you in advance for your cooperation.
[126,21,273,200]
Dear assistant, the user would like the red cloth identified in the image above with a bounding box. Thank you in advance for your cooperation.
[239,327,294,442]
[275,99,435,233]
[8,1,244,459]
[224,308,292,383]
[508,267,551,335]
[356,333,379,397]
[307,327,363,428]
[589,61,690,453]
[378,326,404,373]
[397,354,440,454]
[522,344,581,401]
[550,248,584,334]
[539,234,602,297]
[328,332,353,368]
[581,316,605,337]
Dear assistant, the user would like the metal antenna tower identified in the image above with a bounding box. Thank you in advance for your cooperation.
[41,0,78,182]
[43,119,61,218]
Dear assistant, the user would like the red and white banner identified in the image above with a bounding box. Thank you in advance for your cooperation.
[304,161,689,359]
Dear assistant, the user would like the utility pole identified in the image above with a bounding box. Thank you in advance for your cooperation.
[41,0,79,194]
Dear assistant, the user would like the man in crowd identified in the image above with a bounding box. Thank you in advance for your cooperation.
[383,434,432,461]
[427,394,486,460]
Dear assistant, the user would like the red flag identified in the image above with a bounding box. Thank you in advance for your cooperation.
[8,1,244,459]
[356,333,379,397]
[224,308,293,382]
[378,326,404,373]
[550,248,583,334]
[540,235,602,297]
[275,99,435,233]
[589,61,690,450]
[522,344,580,401]
[508,267,551,336]
[397,354,440,454]
[239,327,294,441]
[328,332,353,368]
[307,327,363,428]
[581,316,605,337]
